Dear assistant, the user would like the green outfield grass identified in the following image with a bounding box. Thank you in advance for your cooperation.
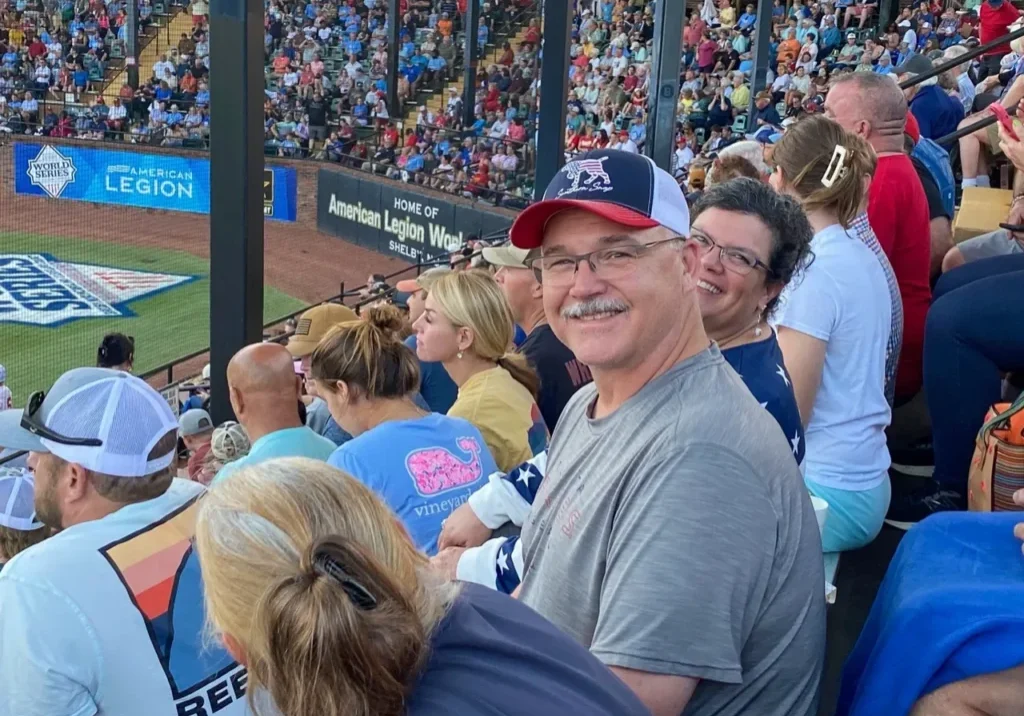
[1,232,306,403]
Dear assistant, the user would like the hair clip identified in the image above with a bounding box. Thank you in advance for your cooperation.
[313,551,378,610]
[821,145,849,188]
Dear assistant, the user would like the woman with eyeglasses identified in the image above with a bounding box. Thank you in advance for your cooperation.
[195,458,650,716]
[690,177,811,467]
[411,271,547,472]
[769,115,893,554]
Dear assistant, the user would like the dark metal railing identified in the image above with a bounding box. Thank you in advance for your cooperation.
[898,25,1024,90]
[140,221,509,392]
[901,25,1024,146]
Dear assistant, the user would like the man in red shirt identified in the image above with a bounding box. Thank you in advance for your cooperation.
[979,0,1023,77]
[824,73,932,402]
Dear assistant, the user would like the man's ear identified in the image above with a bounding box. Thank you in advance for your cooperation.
[65,462,91,503]
[229,384,243,416]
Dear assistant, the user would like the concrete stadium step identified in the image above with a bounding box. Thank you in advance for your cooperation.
[401,24,531,126]
[99,8,194,104]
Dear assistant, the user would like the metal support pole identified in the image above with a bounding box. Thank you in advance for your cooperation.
[209,0,265,424]
[126,0,139,89]
[644,0,683,170]
[533,0,570,199]
[878,0,897,36]
[387,0,400,121]
[462,0,481,128]
[748,0,774,119]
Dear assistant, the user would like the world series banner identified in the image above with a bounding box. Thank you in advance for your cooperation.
[13,142,298,222]
[316,167,513,262]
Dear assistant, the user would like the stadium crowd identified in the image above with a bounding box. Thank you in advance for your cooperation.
[5,0,1024,714]
[0,0,542,204]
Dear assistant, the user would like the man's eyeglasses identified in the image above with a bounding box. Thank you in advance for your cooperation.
[691,230,772,277]
[526,236,686,286]
[20,390,103,447]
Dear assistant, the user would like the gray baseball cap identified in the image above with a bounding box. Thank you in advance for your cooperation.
[178,409,214,438]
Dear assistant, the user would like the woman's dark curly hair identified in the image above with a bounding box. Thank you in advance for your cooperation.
[691,176,815,318]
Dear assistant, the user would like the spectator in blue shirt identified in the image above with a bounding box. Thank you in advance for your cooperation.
[426,51,446,87]
[897,54,964,140]
[411,48,429,70]
[345,33,362,57]
[477,17,489,55]
[738,4,757,30]
[628,116,646,145]
[166,105,184,125]
[352,100,369,124]
[401,61,422,85]
[405,147,425,173]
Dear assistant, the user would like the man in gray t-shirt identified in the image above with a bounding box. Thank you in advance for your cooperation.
[503,148,825,716]
[520,346,825,716]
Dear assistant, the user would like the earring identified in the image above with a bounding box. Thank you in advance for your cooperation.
[457,351,463,359]
[754,307,764,337]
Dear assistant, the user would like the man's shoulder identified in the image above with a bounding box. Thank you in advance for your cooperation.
[2,480,204,586]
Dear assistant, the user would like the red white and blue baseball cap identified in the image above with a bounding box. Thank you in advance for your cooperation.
[509,149,691,250]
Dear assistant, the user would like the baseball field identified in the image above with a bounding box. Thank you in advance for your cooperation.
[1,230,306,401]
[0,139,410,405]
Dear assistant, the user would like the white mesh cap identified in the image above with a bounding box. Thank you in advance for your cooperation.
[0,368,179,478]
[0,468,43,531]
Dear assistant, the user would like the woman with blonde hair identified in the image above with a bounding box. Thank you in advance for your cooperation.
[309,306,498,555]
[412,271,546,471]
[195,458,650,716]
[769,114,893,553]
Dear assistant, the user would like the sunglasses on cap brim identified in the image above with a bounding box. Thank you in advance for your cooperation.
[21,390,104,447]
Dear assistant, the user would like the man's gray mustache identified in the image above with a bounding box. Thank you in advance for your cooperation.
[561,298,629,320]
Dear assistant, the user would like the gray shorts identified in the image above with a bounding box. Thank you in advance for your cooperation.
[959,229,1024,263]
[309,125,327,141]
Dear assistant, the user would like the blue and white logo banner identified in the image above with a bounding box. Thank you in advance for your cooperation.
[14,143,298,222]
[0,253,197,327]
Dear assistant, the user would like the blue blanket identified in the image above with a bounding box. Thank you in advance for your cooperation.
[837,512,1024,716]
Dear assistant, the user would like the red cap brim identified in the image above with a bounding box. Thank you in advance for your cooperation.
[509,199,660,249]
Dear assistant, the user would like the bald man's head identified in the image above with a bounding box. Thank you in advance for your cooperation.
[227,343,302,430]
[824,73,907,148]
[228,342,299,395]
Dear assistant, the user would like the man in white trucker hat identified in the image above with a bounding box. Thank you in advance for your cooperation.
[0,367,251,716]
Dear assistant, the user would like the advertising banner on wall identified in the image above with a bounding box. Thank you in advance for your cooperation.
[13,142,298,222]
[316,167,512,262]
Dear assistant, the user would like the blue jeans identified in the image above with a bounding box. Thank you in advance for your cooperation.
[927,254,1024,489]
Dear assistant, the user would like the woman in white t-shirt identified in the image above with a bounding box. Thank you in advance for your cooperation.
[769,115,892,553]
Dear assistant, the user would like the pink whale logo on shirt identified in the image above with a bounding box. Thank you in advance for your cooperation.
[406,437,483,497]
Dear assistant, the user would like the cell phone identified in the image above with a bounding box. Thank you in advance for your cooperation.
[989,102,1020,141]
[999,223,1024,232]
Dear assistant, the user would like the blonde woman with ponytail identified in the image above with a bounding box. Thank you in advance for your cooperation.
[309,305,499,556]
[195,458,650,716]
[769,114,893,554]
[412,271,548,472]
